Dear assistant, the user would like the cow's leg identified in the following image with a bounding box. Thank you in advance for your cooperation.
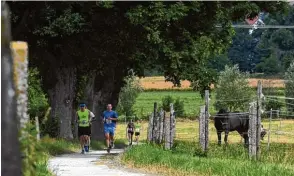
[241,132,249,147]
[224,131,229,145]
[217,131,222,145]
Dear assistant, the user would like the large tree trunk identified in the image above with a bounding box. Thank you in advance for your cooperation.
[89,70,125,141]
[48,67,77,140]
[1,3,22,175]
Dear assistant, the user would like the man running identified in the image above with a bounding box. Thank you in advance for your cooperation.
[102,104,118,153]
[126,119,135,146]
[76,103,91,154]
[134,119,143,145]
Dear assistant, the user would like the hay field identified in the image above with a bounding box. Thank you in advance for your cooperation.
[139,76,285,90]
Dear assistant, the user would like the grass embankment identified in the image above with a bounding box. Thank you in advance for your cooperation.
[122,141,294,176]
[36,137,80,176]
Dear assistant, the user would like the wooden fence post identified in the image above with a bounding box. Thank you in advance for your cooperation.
[267,108,272,151]
[204,90,209,151]
[257,80,262,159]
[1,3,22,175]
[11,41,29,129]
[170,103,175,149]
[147,112,154,142]
[162,111,166,143]
[35,116,40,141]
[249,102,257,159]
[152,102,157,142]
[154,110,160,144]
[199,105,206,151]
[159,109,164,143]
[165,112,171,149]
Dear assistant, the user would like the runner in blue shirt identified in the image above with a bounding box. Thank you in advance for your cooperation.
[102,104,118,153]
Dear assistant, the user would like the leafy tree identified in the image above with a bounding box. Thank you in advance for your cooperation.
[228,28,264,73]
[9,1,288,139]
[117,75,143,117]
[256,53,283,75]
[28,68,49,119]
[214,65,254,111]
[285,61,294,113]
[256,5,294,75]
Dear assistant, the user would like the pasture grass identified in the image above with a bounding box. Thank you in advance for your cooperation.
[133,91,216,117]
[121,142,294,176]
[115,120,294,144]
[117,118,294,175]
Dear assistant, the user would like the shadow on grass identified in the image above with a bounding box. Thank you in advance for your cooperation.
[91,139,128,150]
[40,137,80,156]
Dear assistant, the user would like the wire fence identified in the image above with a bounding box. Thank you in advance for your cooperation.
[144,79,294,158]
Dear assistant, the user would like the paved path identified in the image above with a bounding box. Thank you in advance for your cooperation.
[48,149,148,176]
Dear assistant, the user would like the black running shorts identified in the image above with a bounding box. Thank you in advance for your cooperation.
[78,126,91,137]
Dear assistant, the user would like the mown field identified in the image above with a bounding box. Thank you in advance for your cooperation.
[131,76,287,118]
[133,91,209,117]
[115,120,294,144]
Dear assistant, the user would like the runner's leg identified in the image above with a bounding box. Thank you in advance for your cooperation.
[128,133,131,145]
[79,128,85,153]
[109,128,115,148]
[105,127,110,149]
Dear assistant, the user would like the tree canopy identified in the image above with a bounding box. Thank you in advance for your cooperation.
[9,1,289,139]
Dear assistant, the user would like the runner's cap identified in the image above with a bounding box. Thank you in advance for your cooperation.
[80,103,86,107]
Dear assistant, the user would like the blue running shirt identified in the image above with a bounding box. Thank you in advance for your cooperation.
[102,110,118,128]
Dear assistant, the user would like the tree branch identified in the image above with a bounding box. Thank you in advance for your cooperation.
[12,9,30,38]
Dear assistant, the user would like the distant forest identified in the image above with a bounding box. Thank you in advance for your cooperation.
[145,7,294,78]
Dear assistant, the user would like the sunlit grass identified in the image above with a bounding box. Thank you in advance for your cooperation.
[122,142,294,176]
[115,119,294,144]
[119,119,294,175]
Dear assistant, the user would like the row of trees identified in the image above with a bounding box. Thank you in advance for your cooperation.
[10,1,289,139]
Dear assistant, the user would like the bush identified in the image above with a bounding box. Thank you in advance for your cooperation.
[174,98,184,117]
[161,96,185,117]
[162,95,174,112]
[117,75,143,117]
[285,61,294,113]
[20,123,47,176]
[214,65,254,112]
[265,98,284,111]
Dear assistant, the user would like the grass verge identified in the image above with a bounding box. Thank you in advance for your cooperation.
[35,137,80,176]
[121,141,294,176]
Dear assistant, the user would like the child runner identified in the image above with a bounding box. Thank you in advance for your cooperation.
[134,119,142,145]
[126,119,135,146]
